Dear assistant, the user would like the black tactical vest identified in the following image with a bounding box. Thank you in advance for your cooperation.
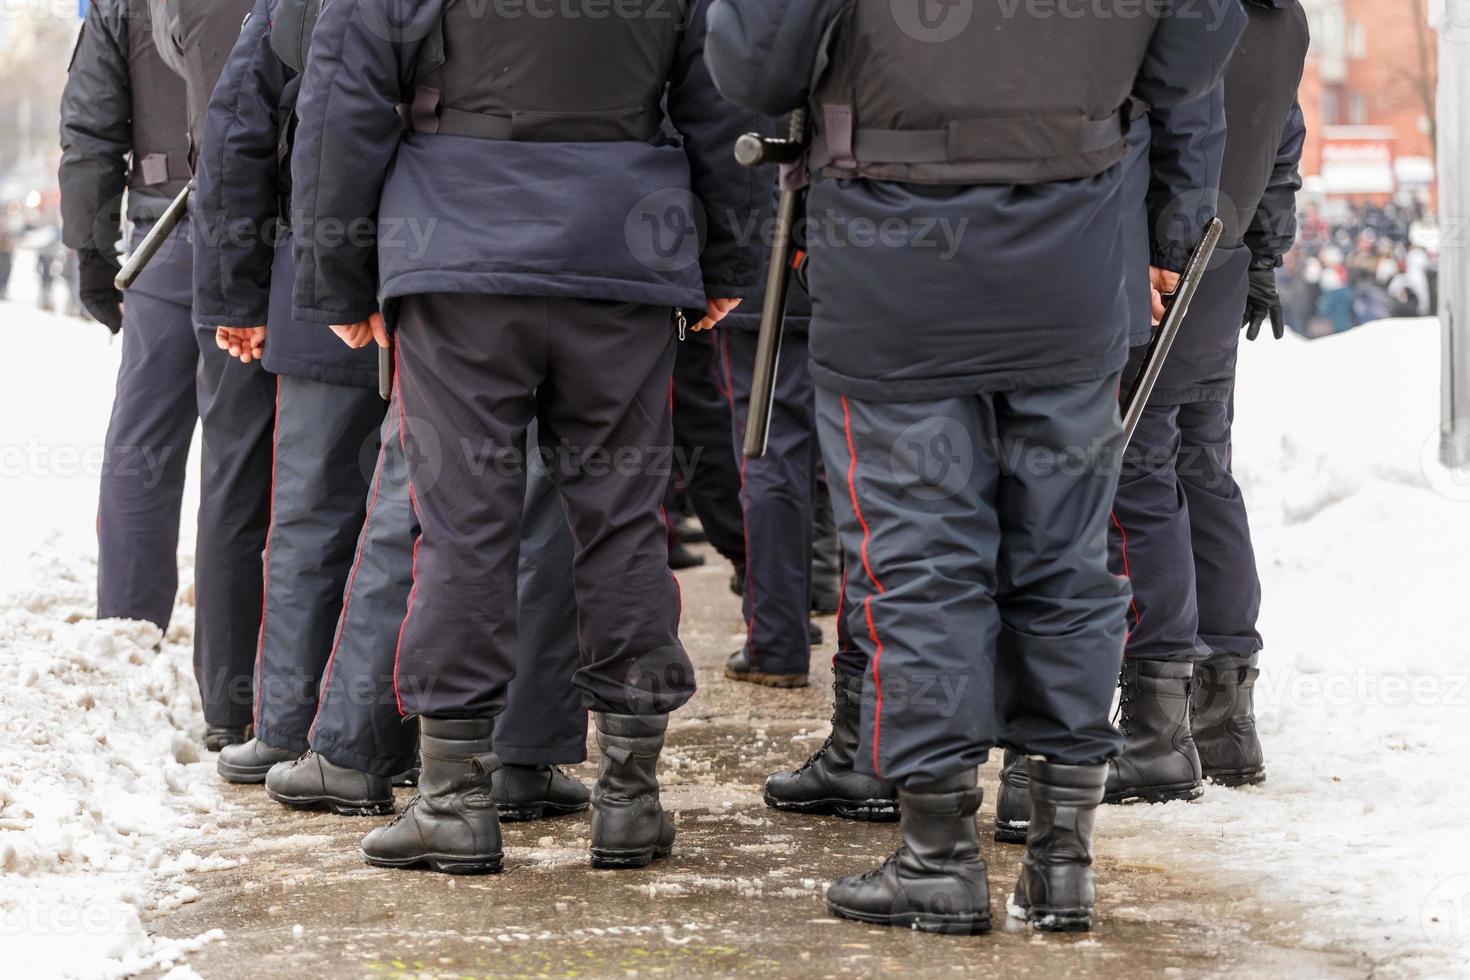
[1217,0,1310,249]
[166,0,256,158]
[125,0,191,196]
[403,0,687,142]
[809,1,1160,185]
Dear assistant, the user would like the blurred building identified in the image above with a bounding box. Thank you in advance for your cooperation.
[1299,0,1439,205]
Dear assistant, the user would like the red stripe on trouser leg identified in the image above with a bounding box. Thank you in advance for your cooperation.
[1110,511,1141,642]
[307,423,389,742]
[389,356,417,717]
[839,396,887,778]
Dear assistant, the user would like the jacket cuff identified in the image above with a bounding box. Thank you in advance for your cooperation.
[292,302,377,326]
[1149,243,1190,275]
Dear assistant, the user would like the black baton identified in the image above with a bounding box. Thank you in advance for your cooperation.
[737,109,809,460]
[114,182,194,291]
[1121,217,1224,447]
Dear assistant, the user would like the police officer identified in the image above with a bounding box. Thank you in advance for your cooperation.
[290,0,758,873]
[194,0,590,820]
[707,0,1242,934]
[1102,0,1309,803]
[993,78,1233,840]
[59,0,272,752]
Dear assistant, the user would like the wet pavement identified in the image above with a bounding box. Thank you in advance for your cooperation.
[149,552,1372,979]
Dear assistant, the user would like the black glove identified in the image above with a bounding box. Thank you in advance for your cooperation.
[1242,266,1285,341]
[78,249,124,334]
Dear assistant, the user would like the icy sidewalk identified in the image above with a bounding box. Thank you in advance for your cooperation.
[1,305,1466,976]
[1100,317,1470,978]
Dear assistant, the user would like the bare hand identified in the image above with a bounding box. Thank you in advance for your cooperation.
[330,312,389,349]
[215,325,267,364]
[1149,267,1181,326]
[691,297,742,332]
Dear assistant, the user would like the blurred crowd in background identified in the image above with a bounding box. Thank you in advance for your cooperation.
[0,190,83,316]
[1278,194,1440,337]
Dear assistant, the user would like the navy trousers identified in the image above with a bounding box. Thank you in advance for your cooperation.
[97,221,275,727]
[252,374,385,752]
[818,376,1130,786]
[1110,245,1264,664]
[308,400,588,776]
[392,292,691,720]
[671,325,746,565]
[722,326,818,675]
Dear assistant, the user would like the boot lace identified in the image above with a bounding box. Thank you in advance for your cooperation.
[1112,670,1135,737]
[384,793,422,827]
[792,733,835,775]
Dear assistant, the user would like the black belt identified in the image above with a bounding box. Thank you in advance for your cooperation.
[398,86,660,143]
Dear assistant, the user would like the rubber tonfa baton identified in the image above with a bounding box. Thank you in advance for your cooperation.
[114,181,194,290]
[1120,217,1225,447]
[378,336,393,402]
[735,109,809,460]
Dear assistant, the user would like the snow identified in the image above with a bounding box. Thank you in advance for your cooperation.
[1098,317,1470,979]
[0,303,227,978]
[0,301,1467,976]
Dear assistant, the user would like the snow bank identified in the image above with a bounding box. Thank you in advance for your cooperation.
[1099,317,1470,979]
[0,303,227,978]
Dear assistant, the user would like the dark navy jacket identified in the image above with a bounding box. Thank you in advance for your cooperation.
[289,0,762,326]
[60,0,190,253]
[1122,84,1229,346]
[705,0,1244,402]
[193,0,376,388]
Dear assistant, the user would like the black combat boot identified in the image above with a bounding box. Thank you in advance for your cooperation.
[1192,654,1266,786]
[724,649,809,688]
[1104,660,1204,804]
[216,737,301,783]
[493,764,591,821]
[360,717,503,875]
[992,749,1030,844]
[265,750,394,816]
[826,770,990,934]
[1009,760,1106,932]
[203,725,250,753]
[589,712,676,869]
[764,671,899,820]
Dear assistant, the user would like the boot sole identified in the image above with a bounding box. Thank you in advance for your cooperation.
[724,667,809,689]
[1021,907,1093,933]
[498,800,590,822]
[362,850,503,875]
[992,821,1028,845]
[1204,766,1265,787]
[589,843,673,870]
[267,788,396,817]
[217,761,285,785]
[1103,779,1204,805]
[827,900,991,935]
[763,792,900,822]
